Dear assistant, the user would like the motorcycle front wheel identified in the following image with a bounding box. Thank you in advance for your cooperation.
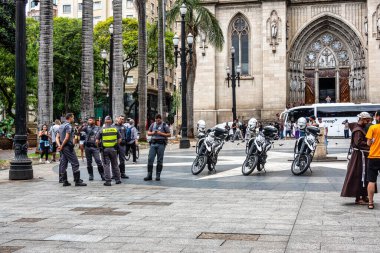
[242,155,259,176]
[191,155,208,175]
[291,154,311,176]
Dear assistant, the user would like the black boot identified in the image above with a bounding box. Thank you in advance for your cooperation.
[156,164,163,181]
[59,173,63,183]
[120,164,129,179]
[62,172,71,187]
[144,165,153,181]
[74,171,87,186]
[98,166,106,181]
[87,166,94,181]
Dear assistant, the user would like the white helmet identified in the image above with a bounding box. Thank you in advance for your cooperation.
[197,120,206,132]
[248,118,257,131]
[297,117,307,130]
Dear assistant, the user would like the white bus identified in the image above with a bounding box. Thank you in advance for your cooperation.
[281,103,380,137]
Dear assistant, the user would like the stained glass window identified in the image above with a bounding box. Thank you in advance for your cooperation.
[231,16,249,75]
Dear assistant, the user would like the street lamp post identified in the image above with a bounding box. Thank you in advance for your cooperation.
[173,3,193,149]
[9,0,33,179]
[226,46,241,122]
[108,24,114,118]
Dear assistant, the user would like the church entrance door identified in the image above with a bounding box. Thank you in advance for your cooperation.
[319,78,335,103]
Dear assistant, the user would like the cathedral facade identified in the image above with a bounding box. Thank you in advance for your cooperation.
[194,0,380,126]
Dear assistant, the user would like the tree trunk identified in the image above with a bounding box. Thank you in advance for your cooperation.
[37,0,53,128]
[112,0,124,119]
[80,0,94,120]
[157,0,164,118]
[136,0,147,141]
[64,77,69,113]
[186,43,197,138]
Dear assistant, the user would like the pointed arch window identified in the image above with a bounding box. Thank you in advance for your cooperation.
[231,16,249,75]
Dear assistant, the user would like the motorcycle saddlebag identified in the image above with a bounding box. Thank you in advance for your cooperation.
[262,126,278,138]
[214,127,228,138]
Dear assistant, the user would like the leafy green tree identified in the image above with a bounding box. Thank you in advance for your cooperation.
[0,0,16,54]
[167,0,224,137]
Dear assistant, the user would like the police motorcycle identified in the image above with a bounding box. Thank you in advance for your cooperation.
[191,121,228,175]
[291,117,320,175]
[242,118,278,176]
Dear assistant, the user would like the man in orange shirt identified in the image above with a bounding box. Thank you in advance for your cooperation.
[366,111,380,209]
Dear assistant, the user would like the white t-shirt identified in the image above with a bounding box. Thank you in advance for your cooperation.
[49,124,60,143]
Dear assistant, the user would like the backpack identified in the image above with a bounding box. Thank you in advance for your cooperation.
[126,126,132,142]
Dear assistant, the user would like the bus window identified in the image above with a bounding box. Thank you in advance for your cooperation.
[317,105,380,118]
[288,108,314,122]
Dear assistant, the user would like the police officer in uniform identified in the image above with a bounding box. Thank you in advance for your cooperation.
[56,113,87,187]
[79,117,105,181]
[144,114,171,181]
[112,115,129,179]
[96,116,122,186]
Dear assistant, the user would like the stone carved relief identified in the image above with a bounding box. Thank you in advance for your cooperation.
[372,4,380,40]
[267,10,281,52]
[304,33,349,68]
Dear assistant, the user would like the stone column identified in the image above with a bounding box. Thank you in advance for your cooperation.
[315,70,319,103]
[367,1,380,103]
[335,69,340,102]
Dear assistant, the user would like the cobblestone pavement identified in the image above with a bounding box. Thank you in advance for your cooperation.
[0,139,379,252]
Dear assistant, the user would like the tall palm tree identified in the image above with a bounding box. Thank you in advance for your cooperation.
[157,0,164,117]
[112,0,124,119]
[167,0,224,137]
[80,0,94,120]
[136,0,147,141]
[37,0,53,128]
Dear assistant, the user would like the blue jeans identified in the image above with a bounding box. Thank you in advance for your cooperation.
[148,143,166,166]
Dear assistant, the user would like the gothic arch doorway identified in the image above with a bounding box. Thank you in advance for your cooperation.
[288,15,367,105]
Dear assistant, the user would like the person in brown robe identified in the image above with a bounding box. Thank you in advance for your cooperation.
[341,112,373,204]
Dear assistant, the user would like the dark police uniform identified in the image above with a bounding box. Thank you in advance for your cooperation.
[58,121,86,186]
[112,123,128,178]
[96,125,121,185]
[82,124,105,181]
[145,122,170,181]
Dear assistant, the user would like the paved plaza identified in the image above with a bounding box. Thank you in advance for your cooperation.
[0,139,380,252]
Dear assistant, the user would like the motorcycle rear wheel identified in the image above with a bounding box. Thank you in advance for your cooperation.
[191,155,208,175]
[291,154,311,176]
[242,155,259,176]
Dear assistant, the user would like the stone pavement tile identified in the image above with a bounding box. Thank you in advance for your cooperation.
[321,242,380,252]
[288,235,354,244]
[264,223,294,230]
[181,246,251,253]
[44,234,107,242]
[257,235,289,242]
[222,240,287,250]
[59,242,124,250]
[285,241,321,250]
[250,249,285,253]
[87,229,144,237]
[322,230,379,238]
[141,230,200,239]
[17,246,83,253]
[1,239,65,247]
[159,238,224,247]
[118,243,183,252]
[354,237,380,245]
[100,236,162,244]
[285,250,321,253]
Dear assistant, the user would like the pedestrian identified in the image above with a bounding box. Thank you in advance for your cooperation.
[285,121,292,139]
[366,111,380,209]
[125,119,138,164]
[96,116,122,186]
[49,119,61,163]
[308,115,319,127]
[325,95,331,103]
[56,113,87,187]
[242,123,247,142]
[341,112,372,204]
[318,117,328,151]
[144,114,171,181]
[343,119,350,138]
[39,124,50,164]
[224,122,231,141]
[79,122,86,161]
[79,117,105,181]
[231,119,238,142]
[112,115,129,179]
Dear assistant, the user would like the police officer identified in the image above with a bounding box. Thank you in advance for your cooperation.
[56,113,87,187]
[96,116,122,186]
[112,115,129,179]
[144,114,171,181]
[79,117,105,181]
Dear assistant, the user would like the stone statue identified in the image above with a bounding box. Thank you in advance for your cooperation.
[377,17,380,33]
[271,22,278,39]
